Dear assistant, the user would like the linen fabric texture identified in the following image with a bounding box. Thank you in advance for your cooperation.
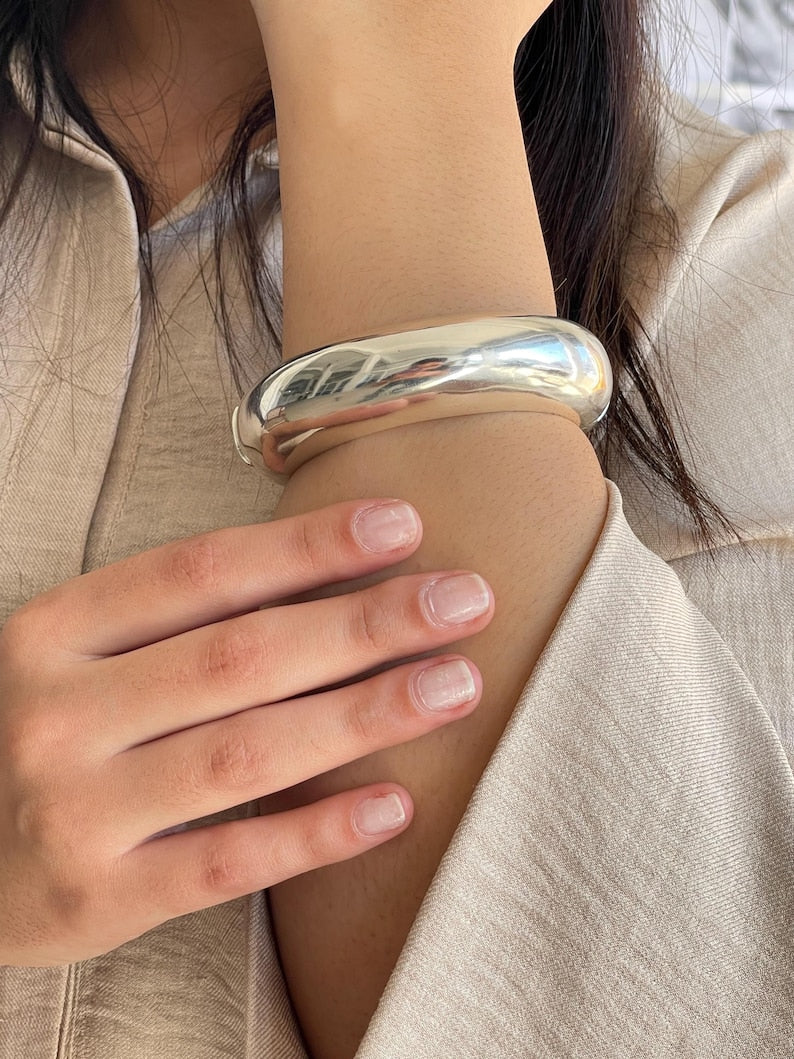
[0,60,792,1058]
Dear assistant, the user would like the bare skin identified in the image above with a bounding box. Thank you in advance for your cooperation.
[64,5,609,1056]
[66,0,273,219]
[0,498,495,965]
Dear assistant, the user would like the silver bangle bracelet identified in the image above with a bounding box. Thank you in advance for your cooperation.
[232,315,613,480]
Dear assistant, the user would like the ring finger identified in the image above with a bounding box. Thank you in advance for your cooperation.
[90,568,493,752]
[108,653,482,845]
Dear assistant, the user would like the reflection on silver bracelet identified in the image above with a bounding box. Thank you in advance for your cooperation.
[232,315,612,481]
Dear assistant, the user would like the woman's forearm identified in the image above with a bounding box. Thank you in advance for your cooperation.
[259,25,608,1059]
[269,420,607,1059]
[263,24,557,356]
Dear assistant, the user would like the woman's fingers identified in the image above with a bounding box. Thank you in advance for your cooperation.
[93,569,494,751]
[21,499,422,658]
[123,784,414,928]
[109,655,482,842]
[0,496,498,966]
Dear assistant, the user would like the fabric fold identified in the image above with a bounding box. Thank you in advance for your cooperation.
[356,478,794,1059]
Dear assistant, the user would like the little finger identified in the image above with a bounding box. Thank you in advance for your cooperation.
[119,784,414,927]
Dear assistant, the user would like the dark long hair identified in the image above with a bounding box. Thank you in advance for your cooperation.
[0,0,744,552]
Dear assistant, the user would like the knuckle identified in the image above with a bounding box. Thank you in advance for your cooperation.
[350,590,396,654]
[289,515,336,576]
[4,710,61,782]
[13,787,69,854]
[298,816,341,869]
[204,726,269,793]
[201,626,264,689]
[340,687,383,749]
[197,841,248,898]
[44,876,92,927]
[164,535,225,595]
[44,872,96,936]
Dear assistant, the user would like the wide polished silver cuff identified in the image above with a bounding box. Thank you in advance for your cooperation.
[232,315,612,480]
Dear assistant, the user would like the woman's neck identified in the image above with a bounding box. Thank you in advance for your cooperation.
[66,0,272,219]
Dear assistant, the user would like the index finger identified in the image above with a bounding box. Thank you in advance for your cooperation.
[23,499,422,657]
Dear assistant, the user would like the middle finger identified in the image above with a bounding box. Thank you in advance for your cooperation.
[91,569,494,752]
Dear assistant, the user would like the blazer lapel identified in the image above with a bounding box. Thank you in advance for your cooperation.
[0,51,140,620]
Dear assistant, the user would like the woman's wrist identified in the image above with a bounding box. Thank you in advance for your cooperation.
[253,1,526,76]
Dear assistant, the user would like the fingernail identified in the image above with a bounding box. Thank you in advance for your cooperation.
[413,659,478,712]
[352,792,407,837]
[421,573,491,626]
[352,502,420,553]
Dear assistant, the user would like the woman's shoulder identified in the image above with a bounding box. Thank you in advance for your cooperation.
[630,79,794,344]
[654,82,794,239]
[617,82,794,558]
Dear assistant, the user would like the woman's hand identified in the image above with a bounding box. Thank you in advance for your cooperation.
[0,499,493,967]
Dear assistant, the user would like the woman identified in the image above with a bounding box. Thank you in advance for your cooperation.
[0,0,792,1056]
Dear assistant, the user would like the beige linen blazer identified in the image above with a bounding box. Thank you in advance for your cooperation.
[0,56,792,1058]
